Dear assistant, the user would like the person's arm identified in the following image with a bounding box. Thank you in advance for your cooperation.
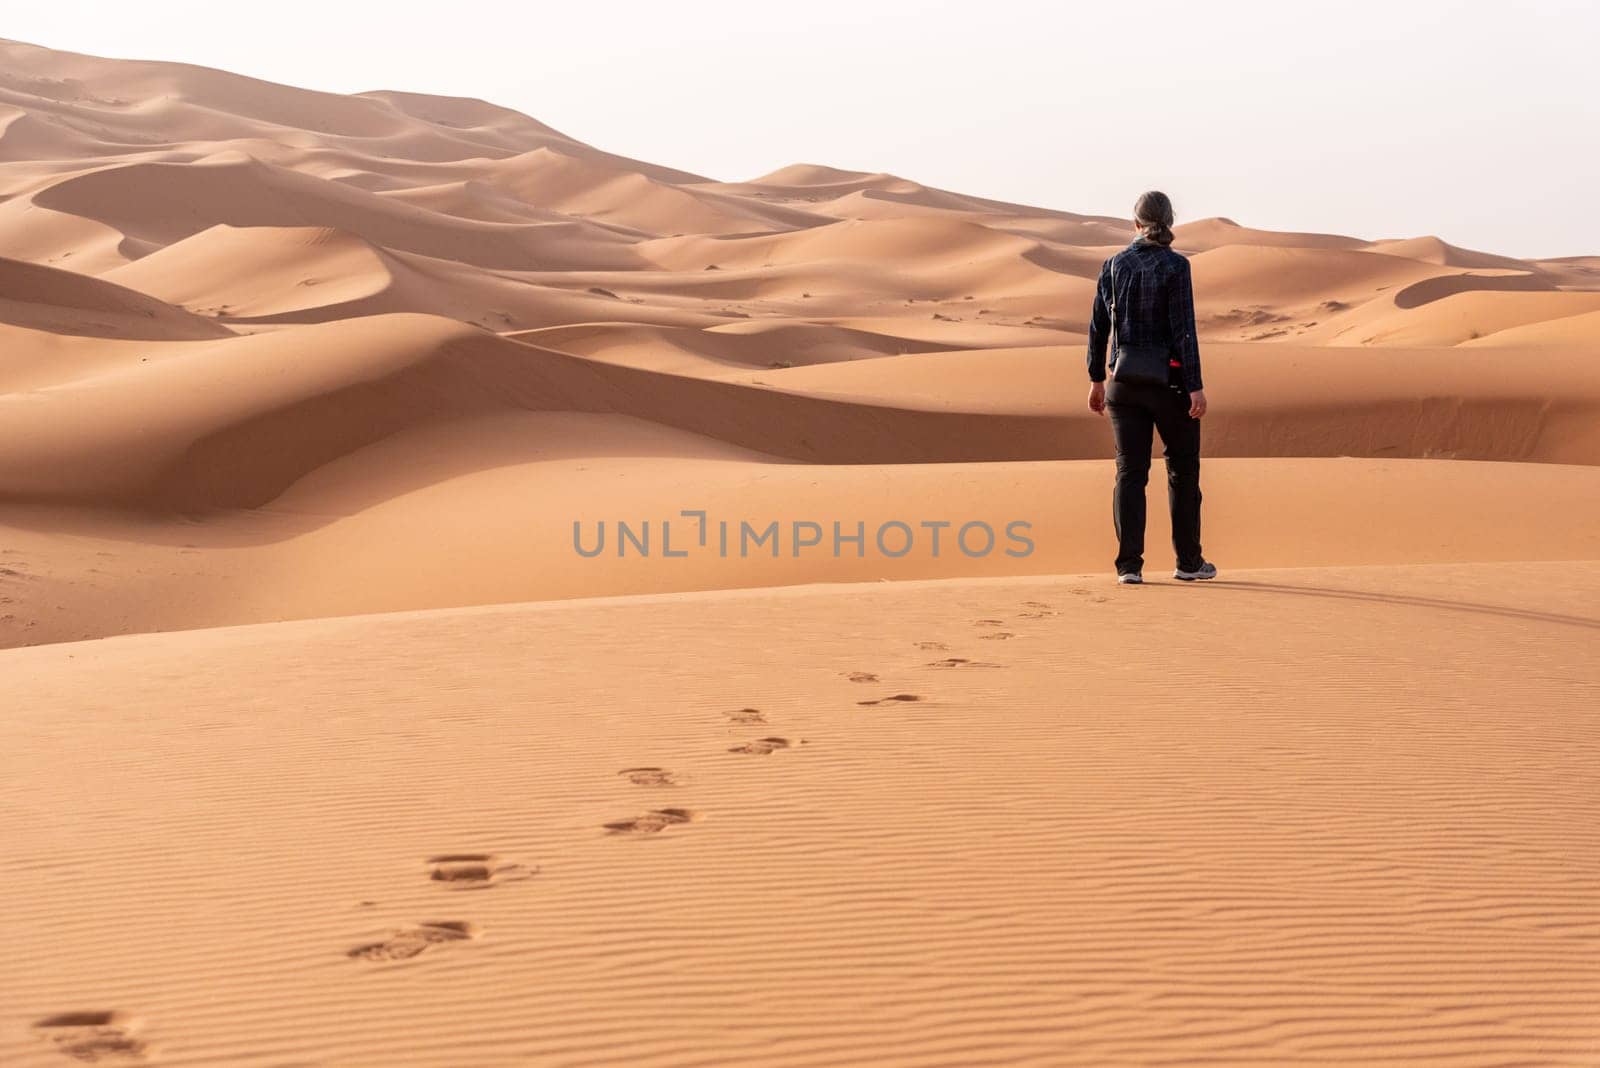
[1166,256,1202,391]
[1087,260,1112,382]
[1166,256,1207,416]
[1086,260,1110,414]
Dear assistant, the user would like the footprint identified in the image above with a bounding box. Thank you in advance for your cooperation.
[978,631,1015,641]
[33,1013,146,1063]
[725,707,767,724]
[858,693,923,706]
[973,619,1005,627]
[348,920,480,961]
[914,641,948,651]
[843,671,879,683]
[728,736,791,755]
[426,854,534,889]
[605,808,696,836]
[619,767,682,787]
[1021,600,1053,609]
[1017,607,1057,619]
[925,657,1000,669]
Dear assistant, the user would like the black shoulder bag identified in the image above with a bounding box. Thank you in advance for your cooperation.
[1108,257,1172,388]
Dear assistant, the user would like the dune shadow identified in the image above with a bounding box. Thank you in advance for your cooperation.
[1191,578,1600,632]
[1391,271,1551,309]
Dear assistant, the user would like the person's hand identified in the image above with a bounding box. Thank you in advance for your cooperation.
[1088,381,1106,416]
[1188,389,1207,420]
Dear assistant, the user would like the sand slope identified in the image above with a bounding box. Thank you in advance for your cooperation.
[4,561,1599,1066]
[0,254,231,339]
[6,450,1600,647]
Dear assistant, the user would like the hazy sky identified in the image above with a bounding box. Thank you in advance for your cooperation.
[7,1,1595,258]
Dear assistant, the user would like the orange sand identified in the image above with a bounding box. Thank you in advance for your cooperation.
[2,35,1598,1068]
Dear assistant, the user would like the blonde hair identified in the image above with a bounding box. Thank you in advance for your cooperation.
[1133,190,1175,246]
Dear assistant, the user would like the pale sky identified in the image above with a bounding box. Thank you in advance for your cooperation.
[6,0,1594,259]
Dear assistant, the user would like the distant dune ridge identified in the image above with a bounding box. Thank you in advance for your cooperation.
[2,36,1599,1068]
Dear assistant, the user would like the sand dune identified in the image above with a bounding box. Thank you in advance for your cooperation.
[1,36,697,178]
[1326,288,1600,347]
[1173,215,1367,252]
[33,156,643,270]
[3,36,1599,1068]
[102,224,673,329]
[515,319,964,372]
[739,162,936,198]
[1190,244,1454,340]
[1363,233,1543,272]
[1460,306,1600,347]
[10,310,1595,520]
[483,146,832,236]
[0,254,230,339]
[1532,254,1600,289]
[104,225,397,319]
[4,562,1598,1066]
[640,215,1054,278]
[5,451,1599,649]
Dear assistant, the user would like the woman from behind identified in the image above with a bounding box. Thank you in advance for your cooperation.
[1086,191,1216,585]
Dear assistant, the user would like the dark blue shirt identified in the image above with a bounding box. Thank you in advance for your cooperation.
[1087,239,1204,392]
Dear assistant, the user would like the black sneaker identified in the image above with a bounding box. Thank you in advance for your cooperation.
[1173,561,1217,581]
[1117,572,1143,585]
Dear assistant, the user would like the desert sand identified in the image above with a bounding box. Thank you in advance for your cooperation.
[2,36,1598,1067]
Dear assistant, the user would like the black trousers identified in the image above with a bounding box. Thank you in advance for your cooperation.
[1106,380,1203,575]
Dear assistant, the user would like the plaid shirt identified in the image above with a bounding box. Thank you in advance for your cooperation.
[1087,239,1204,392]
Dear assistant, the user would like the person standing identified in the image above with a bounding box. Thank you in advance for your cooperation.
[1086,191,1216,585]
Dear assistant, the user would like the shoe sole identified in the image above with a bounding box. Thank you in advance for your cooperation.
[1173,571,1215,581]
